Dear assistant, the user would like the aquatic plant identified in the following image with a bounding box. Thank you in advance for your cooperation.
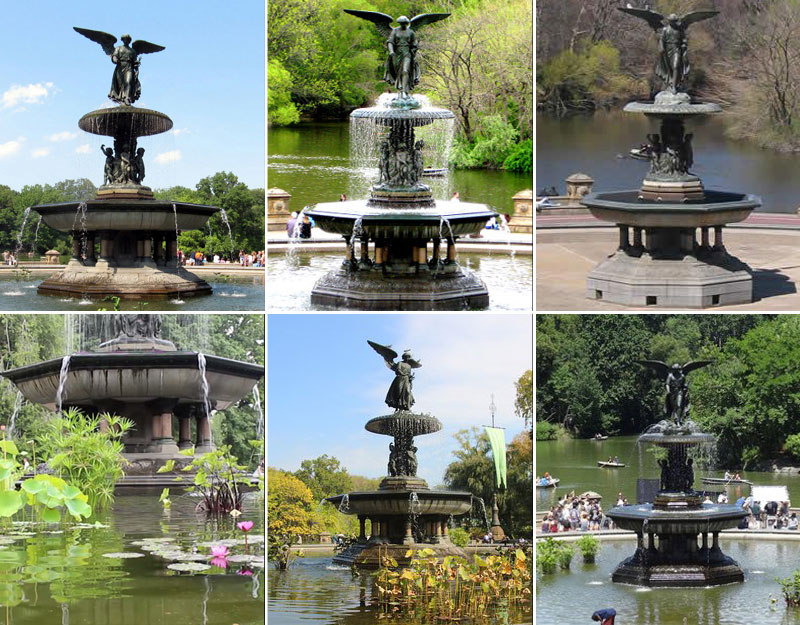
[238,520,254,552]
[39,407,133,511]
[778,569,800,606]
[374,546,532,621]
[449,526,470,548]
[536,537,573,573]
[576,534,600,564]
[159,445,246,515]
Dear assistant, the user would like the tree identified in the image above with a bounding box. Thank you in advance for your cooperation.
[514,370,532,430]
[294,454,352,502]
[267,468,316,539]
[268,59,301,125]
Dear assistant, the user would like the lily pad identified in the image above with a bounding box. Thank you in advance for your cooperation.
[226,554,265,566]
[167,562,211,573]
[102,552,146,559]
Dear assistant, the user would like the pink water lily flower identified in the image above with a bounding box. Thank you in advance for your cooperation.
[237,569,254,577]
[237,521,254,533]
[211,544,230,558]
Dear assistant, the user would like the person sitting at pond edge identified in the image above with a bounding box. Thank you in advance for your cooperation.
[287,211,298,236]
[299,214,312,239]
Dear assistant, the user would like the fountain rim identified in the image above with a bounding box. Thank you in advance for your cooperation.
[306,201,497,221]
[326,489,473,503]
[32,200,219,214]
[1,352,265,385]
[581,190,761,213]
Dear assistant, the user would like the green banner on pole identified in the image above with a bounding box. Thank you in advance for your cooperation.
[484,426,507,489]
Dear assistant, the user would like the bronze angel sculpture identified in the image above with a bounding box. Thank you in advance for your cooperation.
[617,7,718,93]
[638,360,712,425]
[344,10,449,99]
[368,340,422,412]
[74,27,165,105]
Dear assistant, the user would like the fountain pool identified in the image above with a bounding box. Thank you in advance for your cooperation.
[537,535,800,625]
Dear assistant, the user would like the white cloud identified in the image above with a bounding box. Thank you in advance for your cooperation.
[31,148,50,158]
[171,128,190,136]
[155,150,182,164]
[0,137,25,159]
[1,82,54,110]
[48,131,77,142]
[75,144,91,154]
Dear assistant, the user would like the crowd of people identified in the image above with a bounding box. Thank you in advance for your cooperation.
[2,251,16,265]
[733,496,797,530]
[179,249,264,267]
[539,492,626,534]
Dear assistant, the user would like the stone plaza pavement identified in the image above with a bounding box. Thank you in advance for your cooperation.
[538,224,800,310]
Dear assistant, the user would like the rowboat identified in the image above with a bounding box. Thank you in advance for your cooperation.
[701,477,752,486]
[536,478,560,489]
[592,435,608,441]
[597,461,626,468]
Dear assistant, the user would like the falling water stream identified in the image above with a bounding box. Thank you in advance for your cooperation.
[55,355,71,414]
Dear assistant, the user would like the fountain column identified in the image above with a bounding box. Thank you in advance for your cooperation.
[141,234,155,268]
[153,233,164,266]
[195,409,214,453]
[446,239,456,263]
[431,238,441,266]
[619,226,629,250]
[713,226,725,251]
[358,516,367,542]
[70,232,82,263]
[85,232,96,265]
[165,233,178,268]
[97,231,115,268]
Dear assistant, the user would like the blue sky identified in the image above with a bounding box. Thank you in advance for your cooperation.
[0,1,264,191]
[268,314,533,486]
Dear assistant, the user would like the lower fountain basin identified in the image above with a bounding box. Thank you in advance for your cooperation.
[306,200,496,239]
[1,352,264,412]
[34,200,219,233]
[581,190,760,228]
[608,503,747,534]
[326,490,472,517]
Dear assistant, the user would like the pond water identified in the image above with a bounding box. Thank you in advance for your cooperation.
[536,436,800,512]
[268,123,530,215]
[0,490,264,624]
[268,555,532,625]
[0,275,265,311]
[537,538,800,625]
[266,251,532,311]
[537,111,800,213]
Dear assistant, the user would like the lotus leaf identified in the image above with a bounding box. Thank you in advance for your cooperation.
[0,490,23,517]
[102,552,145,558]
[167,562,211,572]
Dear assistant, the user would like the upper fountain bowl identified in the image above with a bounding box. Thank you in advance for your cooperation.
[79,106,173,137]
[365,411,442,437]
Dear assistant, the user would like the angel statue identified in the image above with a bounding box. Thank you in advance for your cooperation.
[115,314,162,340]
[344,10,450,100]
[74,27,165,105]
[368,340,422,412]
[638,360,712,425]
[617,7,718,94]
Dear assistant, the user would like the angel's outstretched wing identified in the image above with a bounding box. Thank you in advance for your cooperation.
[132,40,165,55]
[682,360,713,374]
[680,10,719,26]
[344,9,394,39]
[74,27,117,56]
[409,13,450,30]
[406,357,422,369]
[637,360,671,379]
[368,340,398,364]
[617,7,665,31]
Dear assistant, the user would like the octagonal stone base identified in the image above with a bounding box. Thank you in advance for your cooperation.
[612,555,744,587]
[310,268,489,310]
[332,540,467,569]
[587,249,752,308]
[38,266,212,299]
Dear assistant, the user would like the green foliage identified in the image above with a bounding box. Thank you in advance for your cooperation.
[537,40,642,115]
[786,434,800,462]
[450,116,520,169]
[778,569,800,606]
[268,59,301,125]
[503,140,533,173]
[536,538,573,573]
[179,446,246,515]
[536,421,560,441]
[443,428,532,538]
[294,454,352,502]
[38,408,132,512]
[576,534,600,563]
[449,526,469,548]
[268,467,316,541]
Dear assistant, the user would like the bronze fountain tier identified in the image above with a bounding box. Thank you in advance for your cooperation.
[325,341,472,568]
[34,28,220,299]
[606,360,747,587]
[1,314,264,480]
[304,11,496,311]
